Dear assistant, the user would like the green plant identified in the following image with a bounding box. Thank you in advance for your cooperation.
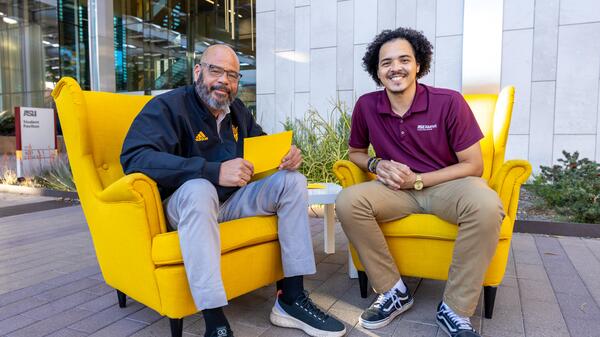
[531,151,600,224]
[0,110,15,136]
[283,99,351,183]
[1,167,18,185]
[33,154,76,192]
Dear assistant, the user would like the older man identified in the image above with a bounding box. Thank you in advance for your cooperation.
[121,44,345,337]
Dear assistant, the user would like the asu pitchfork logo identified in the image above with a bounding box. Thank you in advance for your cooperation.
[232,125,239,142]
[195,131,208,142]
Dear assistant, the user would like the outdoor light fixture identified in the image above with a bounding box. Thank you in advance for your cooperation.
[3,17,18,24]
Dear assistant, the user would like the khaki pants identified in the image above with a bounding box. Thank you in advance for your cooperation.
[335,176,504,317]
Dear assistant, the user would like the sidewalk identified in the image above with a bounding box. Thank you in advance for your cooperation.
[0,195,599,336]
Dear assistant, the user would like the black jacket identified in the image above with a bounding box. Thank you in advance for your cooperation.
[120,85,265,202]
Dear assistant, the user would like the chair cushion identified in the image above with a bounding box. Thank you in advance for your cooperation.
[152,216,279,266]
[380,214,512,240]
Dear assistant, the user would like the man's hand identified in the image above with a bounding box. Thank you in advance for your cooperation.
[376,160,416,190]
[279,145,302,171]
[219,158,254,187]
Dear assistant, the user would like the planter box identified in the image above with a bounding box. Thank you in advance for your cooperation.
[0,183,78,199]
[0,136,16,154]
[0,135,66,154]
[515,220,600,238]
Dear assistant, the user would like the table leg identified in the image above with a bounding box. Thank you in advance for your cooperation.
[348,250,358,279]
[324,204,335,254]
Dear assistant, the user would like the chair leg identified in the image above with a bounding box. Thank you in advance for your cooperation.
[170,318,183,337]
[358,271,368,298]
[483,286,497,319]
[116,290,126,308]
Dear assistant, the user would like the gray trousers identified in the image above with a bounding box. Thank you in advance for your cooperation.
[165,170,316,310]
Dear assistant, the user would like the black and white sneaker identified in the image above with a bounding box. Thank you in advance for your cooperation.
[359,287,413,329]
[205,325,234,337]
[270,291,346,337]
[436,302,480,337]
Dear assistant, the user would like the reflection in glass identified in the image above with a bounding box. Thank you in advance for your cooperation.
[0,0,89,136]
[113,0,256,111]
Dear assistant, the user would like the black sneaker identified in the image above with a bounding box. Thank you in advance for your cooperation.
[205,325,234,337]
[436,302,480,337]
[359,287,413,329]
[270,291,346,337]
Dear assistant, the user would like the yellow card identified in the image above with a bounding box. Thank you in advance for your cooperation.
[307,183,326,189]
[244,131,293,176]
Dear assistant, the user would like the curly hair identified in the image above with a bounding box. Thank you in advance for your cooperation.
[362,27,433,85]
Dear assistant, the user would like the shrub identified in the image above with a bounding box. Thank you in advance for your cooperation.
[531,151,600,224]
[283,100,352,183]
[33,154,76,192]
[0,110,15,136]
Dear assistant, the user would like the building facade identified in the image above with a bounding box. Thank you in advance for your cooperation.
[0,0,257,133]
[256,0,600,173]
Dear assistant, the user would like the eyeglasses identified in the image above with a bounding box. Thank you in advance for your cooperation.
[201,63,242,82]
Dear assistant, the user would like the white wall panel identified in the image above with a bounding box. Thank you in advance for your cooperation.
[294,6,310,92]
[310,47,337,118]
[354,0,378,44]
[554,23,600,134]
[501,29,533,135]
[311,0,337,48]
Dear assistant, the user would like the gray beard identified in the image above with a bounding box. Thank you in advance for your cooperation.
[194,74,236,111]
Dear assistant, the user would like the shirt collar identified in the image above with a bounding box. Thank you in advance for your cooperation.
[215,106,231,126]
[377,82,428,117]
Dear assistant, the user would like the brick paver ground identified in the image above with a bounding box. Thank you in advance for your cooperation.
[1,198,599,337]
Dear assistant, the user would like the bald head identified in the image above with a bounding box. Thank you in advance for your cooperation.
[199,44,240,70]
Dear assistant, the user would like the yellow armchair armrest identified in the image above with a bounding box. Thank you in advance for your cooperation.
[96,173,149,203]
[488,159,532,220]
[96,172,167,237]
[333,160,376,187]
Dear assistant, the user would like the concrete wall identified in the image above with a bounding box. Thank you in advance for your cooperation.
[256,0,464,133]
[257,0,600,173]
[501,0,600,172]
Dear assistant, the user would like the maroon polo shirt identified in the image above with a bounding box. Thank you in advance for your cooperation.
[349,83,483,173]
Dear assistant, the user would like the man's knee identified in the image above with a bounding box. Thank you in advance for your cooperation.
[335,184,371,224]
[460,184,504,235]
[271,170,307,194]
[173,179,219,214]
[282,170,307,188]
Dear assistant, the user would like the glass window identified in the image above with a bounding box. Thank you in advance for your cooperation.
[113,0,256,109]
[0,0,89,136]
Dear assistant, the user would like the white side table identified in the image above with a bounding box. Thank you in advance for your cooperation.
[307,183,341,254]
[307,183,358,278]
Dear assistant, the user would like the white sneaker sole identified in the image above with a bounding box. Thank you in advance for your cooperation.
[436,318,453,337]
[359,299,414,330]
[269,303,346,337]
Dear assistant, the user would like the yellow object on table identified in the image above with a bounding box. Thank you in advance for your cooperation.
[307,183,326,189]
[244,131,292,176]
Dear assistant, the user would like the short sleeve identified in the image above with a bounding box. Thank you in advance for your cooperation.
[348,97,370,149]
[447,93,484,152]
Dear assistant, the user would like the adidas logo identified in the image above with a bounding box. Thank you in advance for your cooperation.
[195,131,208,142]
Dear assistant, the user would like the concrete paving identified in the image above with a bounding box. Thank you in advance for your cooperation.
[0,197,599,336]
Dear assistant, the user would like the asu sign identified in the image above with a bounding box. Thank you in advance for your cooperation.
[15,106,57,177]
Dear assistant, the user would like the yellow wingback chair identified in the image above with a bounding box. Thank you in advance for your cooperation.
[51,78,283,337]
[333,86,531,319]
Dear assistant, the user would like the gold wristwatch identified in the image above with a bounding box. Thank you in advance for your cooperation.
[413,174,424,190]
